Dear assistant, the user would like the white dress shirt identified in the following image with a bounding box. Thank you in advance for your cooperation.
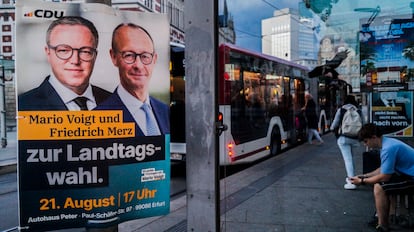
[48,74,96,110]
[117,85,161,136]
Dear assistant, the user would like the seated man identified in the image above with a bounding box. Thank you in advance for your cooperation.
[350,123,414,232]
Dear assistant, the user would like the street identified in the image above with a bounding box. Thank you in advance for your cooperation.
[0,162,188,232]
[0,171,18,231]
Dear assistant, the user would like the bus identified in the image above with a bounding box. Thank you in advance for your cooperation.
[170,43,342,165]
[218,43,313,165]
[169,42,186,161]
[317,76,353,134]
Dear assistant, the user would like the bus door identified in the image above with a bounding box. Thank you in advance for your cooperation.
[231,69,268,144]
[290,78,306,142]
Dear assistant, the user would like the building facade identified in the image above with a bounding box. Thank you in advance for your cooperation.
[112,0,185,44]
[262,8,316,66]
[218,0,235,45]
[0,2,14,60]
[0,1,15,124]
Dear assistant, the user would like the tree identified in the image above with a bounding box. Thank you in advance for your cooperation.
[403,42,414,61]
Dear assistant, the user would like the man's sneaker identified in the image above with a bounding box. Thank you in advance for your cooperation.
[375,224,389,232]
[344,178,357,190]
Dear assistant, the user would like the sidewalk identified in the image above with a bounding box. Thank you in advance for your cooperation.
[2,132,413,231]
[119,133,413,232]
[0,129,17,174]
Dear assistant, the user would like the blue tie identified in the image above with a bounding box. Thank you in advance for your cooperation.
[141,103,159,136]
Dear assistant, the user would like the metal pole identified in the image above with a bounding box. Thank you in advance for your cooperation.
[0,65,6,148]
[185,0,219,231]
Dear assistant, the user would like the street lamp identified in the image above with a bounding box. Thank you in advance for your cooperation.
[0,64,6,147]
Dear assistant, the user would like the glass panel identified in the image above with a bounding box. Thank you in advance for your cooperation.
[220,0,414,229]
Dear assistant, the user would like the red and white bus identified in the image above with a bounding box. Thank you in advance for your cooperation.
[218,43,314,165]
[170,43,344,165]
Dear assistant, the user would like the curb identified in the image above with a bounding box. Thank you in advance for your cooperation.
[0,163,17,175]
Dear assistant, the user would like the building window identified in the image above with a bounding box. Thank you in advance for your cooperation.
[166,2,183,31]
[168,2,172,22]
[3,12,9,22]
[145,0,153,9]
[160,0,166,13]
[3,46,12,53]
[2,25,11,32]
[2,36,11,42]
[174,7,179,27]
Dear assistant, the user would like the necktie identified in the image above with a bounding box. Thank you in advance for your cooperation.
[141,103,159,136]
[73,97,88,110]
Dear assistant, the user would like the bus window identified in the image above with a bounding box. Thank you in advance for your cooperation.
[220,43,313,164]
[170,43,185,144]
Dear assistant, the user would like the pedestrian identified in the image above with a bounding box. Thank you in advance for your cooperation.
[350,123,414,232]
[303,93,324,145]
[330,95,362,190]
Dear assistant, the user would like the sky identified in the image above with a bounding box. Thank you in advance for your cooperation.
[220,0,414,54]
[221,0,300,53]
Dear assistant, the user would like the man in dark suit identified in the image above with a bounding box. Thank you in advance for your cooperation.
[95,23,169,136]
[18,16,110,111]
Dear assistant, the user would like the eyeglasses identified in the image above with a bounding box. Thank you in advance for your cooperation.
[119,51,154,65]
[48,44,97,62]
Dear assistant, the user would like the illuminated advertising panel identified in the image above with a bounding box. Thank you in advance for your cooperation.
[371,91,413,136]
[359,14,414,91]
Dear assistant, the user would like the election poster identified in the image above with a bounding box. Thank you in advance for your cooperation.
[371,91,413,136]
[16,0,170,230]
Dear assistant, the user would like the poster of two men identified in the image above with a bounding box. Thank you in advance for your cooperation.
[16,0,171,230]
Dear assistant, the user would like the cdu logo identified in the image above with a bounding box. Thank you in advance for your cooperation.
[23,9,64,19]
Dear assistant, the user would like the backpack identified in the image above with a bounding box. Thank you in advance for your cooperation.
[339,106,362,138]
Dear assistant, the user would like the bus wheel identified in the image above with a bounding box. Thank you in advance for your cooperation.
[270,127,281,156]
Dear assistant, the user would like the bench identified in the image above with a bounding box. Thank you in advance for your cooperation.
[363,149,414,228]
[389,191,414,228]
